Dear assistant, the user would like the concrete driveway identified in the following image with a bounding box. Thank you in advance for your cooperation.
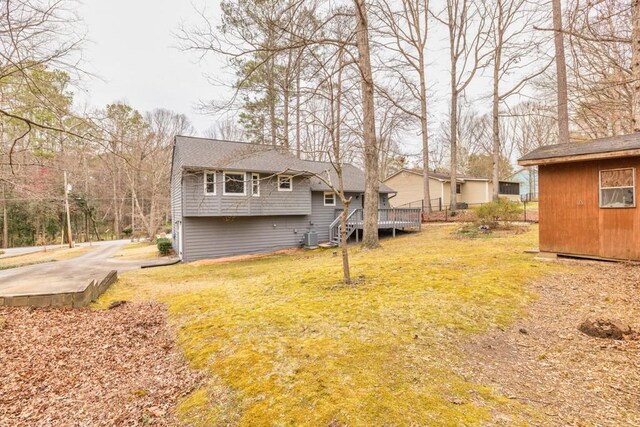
[0,239,132,259]
[0,240,174,297]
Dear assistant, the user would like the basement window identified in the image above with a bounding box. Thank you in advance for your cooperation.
[278,175,293,191]
[324,192,336,206]
[223,172,246,196]
[599,168,635,208]
[204,171,216,195]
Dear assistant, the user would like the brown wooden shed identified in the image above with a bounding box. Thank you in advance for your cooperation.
[519,134,640,261]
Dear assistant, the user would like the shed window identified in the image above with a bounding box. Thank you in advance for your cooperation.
[499,182,520,195]
[278,175,293,191]
[251,173,260,197]
[600,168,635,208]
[324,192,336,206]
[223,172,246,195]
[456,183,462,194]
[204,171,216,195]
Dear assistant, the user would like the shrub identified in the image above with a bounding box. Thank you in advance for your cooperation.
[122,226,133,237]
[476,198,523,228]
[156,237,172,256]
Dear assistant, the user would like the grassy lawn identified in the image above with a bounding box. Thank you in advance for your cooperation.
[0,246,95,270]
[98,224,563,426]
[112,241,162,260]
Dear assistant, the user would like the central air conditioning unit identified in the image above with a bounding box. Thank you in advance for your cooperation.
[303,230,318,249]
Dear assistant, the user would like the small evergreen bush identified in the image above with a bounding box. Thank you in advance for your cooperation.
[156,237,172,255]
[476,198,522,228]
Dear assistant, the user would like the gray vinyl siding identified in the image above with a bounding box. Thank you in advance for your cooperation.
[170,144,184,254]
[182,171,311,217]
[171,145,184,224]
[182,215,313,261]
[309,191,363,241]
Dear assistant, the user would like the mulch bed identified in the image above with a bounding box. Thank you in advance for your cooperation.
[0,302,200,426]
[462,261,640,426]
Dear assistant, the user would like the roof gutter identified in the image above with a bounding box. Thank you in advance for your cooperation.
[518,148,640,167]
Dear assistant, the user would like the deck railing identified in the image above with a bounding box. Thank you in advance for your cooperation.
[329,208,422,244]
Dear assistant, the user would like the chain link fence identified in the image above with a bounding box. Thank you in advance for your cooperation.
[396,198,539,223]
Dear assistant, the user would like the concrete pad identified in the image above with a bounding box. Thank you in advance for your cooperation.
[0,240,173,304]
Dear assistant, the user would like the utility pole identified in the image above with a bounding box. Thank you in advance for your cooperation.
[64,171,73,248]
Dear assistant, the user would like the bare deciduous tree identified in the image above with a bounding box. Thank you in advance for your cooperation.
[374,0,433,212]
[353,0,381,249]
[552,0,570,143]
[433,0,491,211]
[486,0,551,199]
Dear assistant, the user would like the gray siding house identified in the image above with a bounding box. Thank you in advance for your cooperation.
[171,136,413,261]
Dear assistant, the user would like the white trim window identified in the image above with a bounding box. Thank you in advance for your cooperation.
[599,168,636,208]
[204,171,216,195]
[223,171,246,196]
[324,192,336,206]
[251,173,260,197]
[278,175,293,191]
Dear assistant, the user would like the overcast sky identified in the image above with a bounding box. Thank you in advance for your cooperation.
[76,0,225,134]
[74,0,525,159]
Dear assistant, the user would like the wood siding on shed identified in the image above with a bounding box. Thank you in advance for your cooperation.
[539,157,640,260]
[182,171,311,217]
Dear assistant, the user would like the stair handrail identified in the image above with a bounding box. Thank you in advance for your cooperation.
[329,208,360,242]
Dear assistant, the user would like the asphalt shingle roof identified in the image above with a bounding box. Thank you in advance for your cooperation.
[519,133,640,163]
[174,136,395,193]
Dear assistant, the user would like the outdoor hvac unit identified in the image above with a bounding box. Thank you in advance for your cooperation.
[303,230,318,248]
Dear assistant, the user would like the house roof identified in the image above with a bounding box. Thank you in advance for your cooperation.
[384,168,517,183]
[518,133,640,166]
[173,136,395,193]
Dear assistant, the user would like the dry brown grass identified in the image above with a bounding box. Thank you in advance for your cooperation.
[112,242,161,261]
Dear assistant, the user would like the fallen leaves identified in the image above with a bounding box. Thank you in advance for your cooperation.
[0,302,200,426]
[463,261,640,425]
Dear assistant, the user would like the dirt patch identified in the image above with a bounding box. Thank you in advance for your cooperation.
[453,223,530,240]
[578,318,636,340]
[0,302,200,426]
[462,262,640,425]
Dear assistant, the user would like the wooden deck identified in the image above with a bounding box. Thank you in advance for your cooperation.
[329,208,422,244]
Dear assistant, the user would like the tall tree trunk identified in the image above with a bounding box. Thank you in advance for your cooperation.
[449,13,458,213]
[419,56,432,214]
[283,51,292,150]
[339,198,351,285]
[450,91,458,212]
[268,55,278,146]
[354,0,380,249]
[113,179,120,239]
[296,71,301,158]
[552,0,570,143]
[492,17,503,201]
[2,184,7,249]
[632,0,640,132]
